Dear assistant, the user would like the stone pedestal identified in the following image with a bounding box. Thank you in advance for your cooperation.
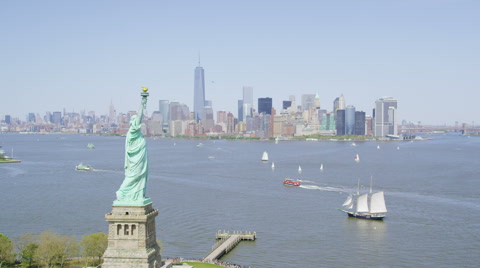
[102,203,162,268]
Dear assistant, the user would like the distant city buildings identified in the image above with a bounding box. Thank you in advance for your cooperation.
[0,63,411,138]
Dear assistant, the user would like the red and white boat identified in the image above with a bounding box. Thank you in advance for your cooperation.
[283,179,301,187]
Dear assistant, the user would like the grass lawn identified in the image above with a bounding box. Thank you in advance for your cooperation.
[174,262,225,268]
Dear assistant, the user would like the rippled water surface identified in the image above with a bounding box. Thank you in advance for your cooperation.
[1,133,479,267]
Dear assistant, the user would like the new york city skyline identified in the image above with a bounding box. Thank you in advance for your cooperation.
[1,1,479,125]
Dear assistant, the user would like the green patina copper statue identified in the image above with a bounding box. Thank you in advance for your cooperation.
[114,87,152,206]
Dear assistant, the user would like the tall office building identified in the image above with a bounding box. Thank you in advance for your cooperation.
[258,97,273,115]
[158,100,170,132]
[5,115,11,124]
[217,111,227,124]
[283,101,292,110]
[193,62,206,122]
[28,113,36,123]
[52,111,62,125]
[238,100,244,122]
[345,105,356,135]
[374,97,398,137]
[355,111,366,135]
[109,101,116,124]
[333,94,346,120]
[243,86,253,118]
[335,109,346,135]
[301,94,316,112]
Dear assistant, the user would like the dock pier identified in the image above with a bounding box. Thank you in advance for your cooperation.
[204,230,256,261]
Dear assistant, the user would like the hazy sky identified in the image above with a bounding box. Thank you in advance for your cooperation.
[1,0,479,125]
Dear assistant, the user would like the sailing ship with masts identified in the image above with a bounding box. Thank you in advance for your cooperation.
[338,177,387,220]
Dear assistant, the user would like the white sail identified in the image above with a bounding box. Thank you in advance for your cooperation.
[271,162,275,169]
[369,191,387,213]
[320,163,323,171]
[298,165,302,174]
[354,154,360,162]
[356,194,369,213]
[262,151,268,161]
[342,194,353,208]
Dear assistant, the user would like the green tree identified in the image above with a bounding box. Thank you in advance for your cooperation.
[14,233,39,268]
[0,234,14,267]
[35,231,78,268]
[80,232,107,267]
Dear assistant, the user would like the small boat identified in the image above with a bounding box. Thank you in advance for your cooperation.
[320,163,324,171]
[196,143,204,147]
[261,151,269,162]
[338,177,387,220]
[76,164,93,171]
[354,154,360,162]
[271,162,275,169]
[87,143,95,149]
[275,137,279,144]
[283,178,301,187]
[298,165,302,174]
[351,142,357,146]
[377,145,380,149]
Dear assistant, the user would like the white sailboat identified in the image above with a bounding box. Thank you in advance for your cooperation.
[261,151,269,162]
[271,162,275,169]
[354,153,360,162]
[320,163,324,171]
[338,177,387,220]
[377,144,380,149]
[298,165,302,174]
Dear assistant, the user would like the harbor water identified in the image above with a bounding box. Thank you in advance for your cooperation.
[1,133,479,267]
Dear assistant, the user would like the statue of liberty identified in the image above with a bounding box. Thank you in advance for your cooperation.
[114,87,152,206]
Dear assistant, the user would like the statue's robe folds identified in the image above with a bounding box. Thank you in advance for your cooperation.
[116,118,149,202]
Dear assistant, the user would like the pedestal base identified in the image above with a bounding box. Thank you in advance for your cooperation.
[102,203,162,268]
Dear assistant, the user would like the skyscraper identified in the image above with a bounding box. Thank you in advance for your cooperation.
[237,100,244,122]
[243,86,253,118]
[158,100,170,132]
[258,97,272,115]
[333,94,346,120]
[345,105,356,135]
[301,94,316,112]
[355,111,366,135]
[193,62,206,122]
[374,97,398,137]
[336,109,346,135]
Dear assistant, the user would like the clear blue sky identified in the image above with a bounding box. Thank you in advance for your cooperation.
[1,0,479,125]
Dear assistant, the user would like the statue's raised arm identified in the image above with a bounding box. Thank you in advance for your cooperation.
[114,87,152,206]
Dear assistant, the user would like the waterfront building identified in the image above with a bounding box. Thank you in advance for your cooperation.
[336,109,346,135]
[374,97,398,137]
[202,106,214,131]
[345,105,356,135]
[258,97,272,115]
[193,63,206,122]
[5,115,11,125]
[355,111,366,135]
[226,112,235,134]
